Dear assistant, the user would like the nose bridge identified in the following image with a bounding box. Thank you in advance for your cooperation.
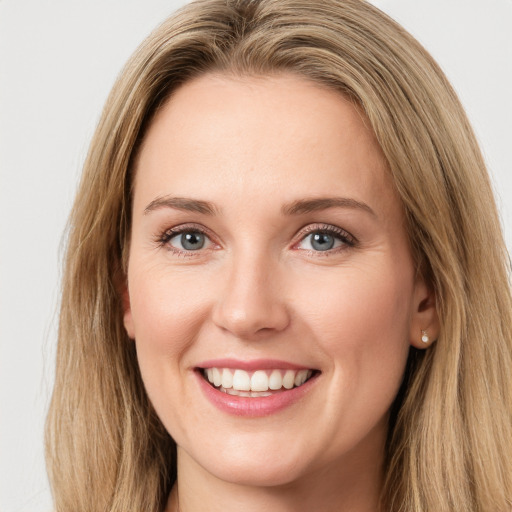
[212,244,290,338]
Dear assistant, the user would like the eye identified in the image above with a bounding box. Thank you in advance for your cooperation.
[159,225,214,253]
[171,231,208,250]
[296,225,356,253]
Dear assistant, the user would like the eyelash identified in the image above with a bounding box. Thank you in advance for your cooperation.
[156,223,357,258]
[157,223,217,258]
[297,224,356,255]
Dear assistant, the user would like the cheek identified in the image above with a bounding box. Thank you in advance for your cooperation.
[127,265,211,405]
[130,264,209,347]
[301,259,412,339]
[299,261,413,405]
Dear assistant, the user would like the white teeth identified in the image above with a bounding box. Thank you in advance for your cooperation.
[294,369,308,386]
[282,370,295,389]
[250,370,269,392]
[251,390,272,397]
[221,368,233,389]
[221,387,273,397]
[268,369,283,390]
[212,367,222,387]
[232,369,251,391]
[203,367,315,393]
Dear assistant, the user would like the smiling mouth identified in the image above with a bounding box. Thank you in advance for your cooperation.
[199,367,319,397]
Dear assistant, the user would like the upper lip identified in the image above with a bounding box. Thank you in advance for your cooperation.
[195,358,316,371]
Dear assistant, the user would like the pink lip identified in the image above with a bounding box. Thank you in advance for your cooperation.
[194,368,320,418]
[195,358,311,371]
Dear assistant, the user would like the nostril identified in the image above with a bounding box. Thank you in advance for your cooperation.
[210,267,290,338]
[212,303,290,340]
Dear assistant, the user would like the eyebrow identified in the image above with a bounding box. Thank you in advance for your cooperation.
[144,195,375,217]
[281,197,376,217]
[144,196,219,215]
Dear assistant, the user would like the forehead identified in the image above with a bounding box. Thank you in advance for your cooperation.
[133,73,398,220]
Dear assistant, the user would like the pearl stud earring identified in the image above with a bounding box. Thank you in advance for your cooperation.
[421,330,429,344]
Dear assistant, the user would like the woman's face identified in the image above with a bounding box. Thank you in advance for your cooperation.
[124,74,435,487]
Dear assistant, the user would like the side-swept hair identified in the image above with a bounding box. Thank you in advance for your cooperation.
[46,1,512,510]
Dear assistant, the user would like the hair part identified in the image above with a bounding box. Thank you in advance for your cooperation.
[46,1,512,510]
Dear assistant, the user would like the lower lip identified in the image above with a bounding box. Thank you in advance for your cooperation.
[195,370,319,417]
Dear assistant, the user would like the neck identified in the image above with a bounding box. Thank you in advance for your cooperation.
[166,440,385,512]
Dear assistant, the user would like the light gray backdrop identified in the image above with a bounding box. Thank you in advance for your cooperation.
[1,1,511,511]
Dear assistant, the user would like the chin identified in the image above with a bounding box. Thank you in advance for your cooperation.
[203,457,306,487]
[180,437,311,487]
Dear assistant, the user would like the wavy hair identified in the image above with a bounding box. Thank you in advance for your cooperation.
[45,1,512,510]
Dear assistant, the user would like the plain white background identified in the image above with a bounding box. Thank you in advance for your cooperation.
[0,1,511,510]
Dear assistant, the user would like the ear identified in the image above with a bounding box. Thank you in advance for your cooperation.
[409,275,440,349]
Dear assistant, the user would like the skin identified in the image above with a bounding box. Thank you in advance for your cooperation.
[123,73,439,512]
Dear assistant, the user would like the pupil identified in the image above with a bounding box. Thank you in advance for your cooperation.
[181,232,205,250]
[311,232,334,251]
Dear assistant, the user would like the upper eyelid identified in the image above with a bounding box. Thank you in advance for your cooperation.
[298,223,353,237]
[295,223,356,245]
[162,223,217,240]
[161,222,352,238]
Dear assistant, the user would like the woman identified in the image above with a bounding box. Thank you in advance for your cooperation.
[45,0,512,510]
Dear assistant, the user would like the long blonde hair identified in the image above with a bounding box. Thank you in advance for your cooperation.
[45,1,512,510]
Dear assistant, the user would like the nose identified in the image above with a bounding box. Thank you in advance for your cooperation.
[211,251,290,340]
